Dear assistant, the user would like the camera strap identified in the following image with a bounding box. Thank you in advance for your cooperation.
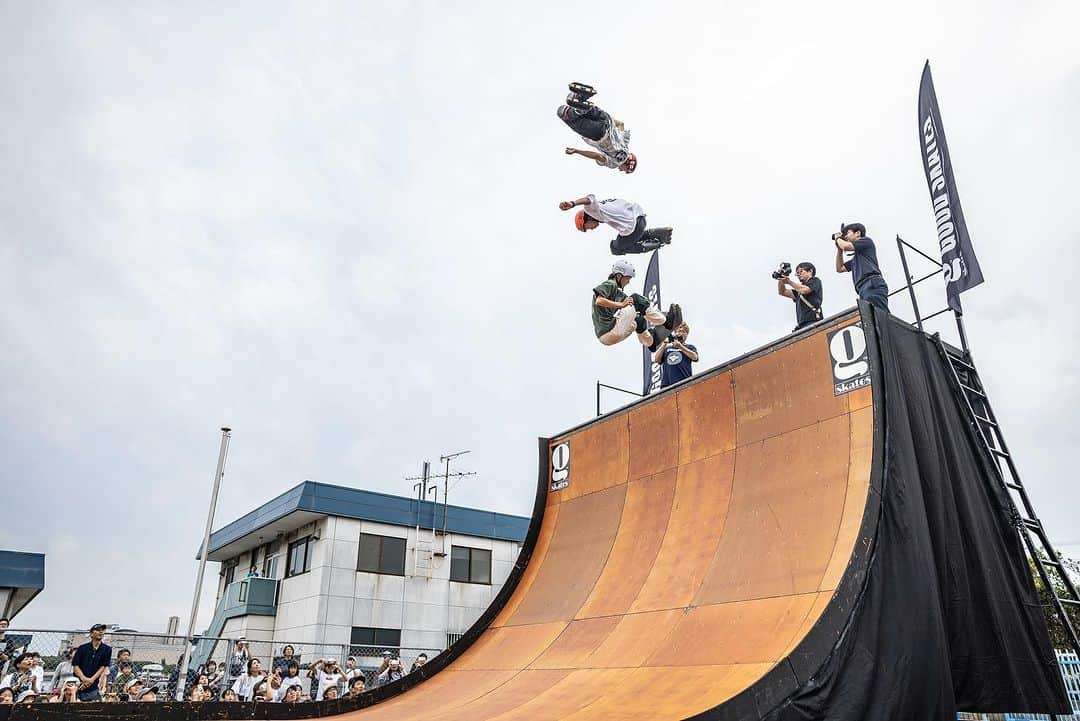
[796,291,822,319]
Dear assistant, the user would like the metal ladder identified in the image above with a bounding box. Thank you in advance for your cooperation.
[414,529,436,579]
[942,345,1080,655]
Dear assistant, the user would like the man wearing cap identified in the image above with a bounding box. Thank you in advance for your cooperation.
[123,677,143,701]
[834,222,889,311]
[72,624,112,702]
[377,657,404,687]
[15,689,37,705]
[559,195,673,255]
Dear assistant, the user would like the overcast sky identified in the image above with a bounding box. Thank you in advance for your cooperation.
[2,1,1078,633]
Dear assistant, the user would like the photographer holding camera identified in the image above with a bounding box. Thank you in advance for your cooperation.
[775,261,823,331]
[652,322,698,389]
[834,222,889,310]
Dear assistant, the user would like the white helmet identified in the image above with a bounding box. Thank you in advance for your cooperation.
[611,259,635,278]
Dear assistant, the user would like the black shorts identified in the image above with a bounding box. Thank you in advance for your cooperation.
[557,104,611,142]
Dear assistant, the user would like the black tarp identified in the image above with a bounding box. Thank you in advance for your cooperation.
[767,308,1069,720]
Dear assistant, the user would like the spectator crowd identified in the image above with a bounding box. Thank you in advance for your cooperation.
[0,620,431,706]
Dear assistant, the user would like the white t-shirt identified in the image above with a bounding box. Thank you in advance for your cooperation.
[316,670,342,700]
[275,675,304,701]
[231,673,262,700]
[584,125,631,167]
[583,195,644,236]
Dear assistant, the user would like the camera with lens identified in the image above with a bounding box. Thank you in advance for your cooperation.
[771,262,792,280]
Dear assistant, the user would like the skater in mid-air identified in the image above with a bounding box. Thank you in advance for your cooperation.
[559,194,673,255]
[558,82,637,174]
[592,259,682,347]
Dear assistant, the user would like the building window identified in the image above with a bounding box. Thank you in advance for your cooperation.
[357,533,407,576]
[450,546,491,584]
[261,541,280,579]
[222,560,237,587]
[286,536,311,577]
[447,632,464,648]
[350,627,401,655]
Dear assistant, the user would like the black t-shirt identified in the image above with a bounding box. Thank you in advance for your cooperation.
[792,276,823,327]
[72,641,112,680]
[843,237,883,288]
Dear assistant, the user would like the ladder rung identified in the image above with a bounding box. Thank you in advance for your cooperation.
[990,448,1011,459]
[1059,598,1080,607]
[1040,559,1062,569]
[1022,519,1042,531]
[974,414,998,428]
[948,355,976,371]
[1004,482,1023,491]
[960,384,987,398]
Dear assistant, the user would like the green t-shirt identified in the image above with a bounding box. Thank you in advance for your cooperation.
[591,279,627,337]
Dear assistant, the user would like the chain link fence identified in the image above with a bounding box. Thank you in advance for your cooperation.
[0,628,440,702]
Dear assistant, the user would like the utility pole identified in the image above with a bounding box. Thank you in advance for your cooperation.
[177,427,232,701]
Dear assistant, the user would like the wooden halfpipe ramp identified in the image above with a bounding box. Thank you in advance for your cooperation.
[341,310,879,721]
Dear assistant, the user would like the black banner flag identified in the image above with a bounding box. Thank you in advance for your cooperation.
[641,250,663,395]
[918,61,984,313]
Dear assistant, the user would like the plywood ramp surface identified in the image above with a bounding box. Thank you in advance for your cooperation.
[340,314,876,721]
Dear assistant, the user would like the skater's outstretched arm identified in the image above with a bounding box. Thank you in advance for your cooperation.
[565,147,608,165]
[559,196,593,211]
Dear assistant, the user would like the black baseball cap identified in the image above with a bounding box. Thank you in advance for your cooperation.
[90,623,107,632]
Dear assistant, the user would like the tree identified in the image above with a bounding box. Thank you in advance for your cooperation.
[1029,551,1080,652]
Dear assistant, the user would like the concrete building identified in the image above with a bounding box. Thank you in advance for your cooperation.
[195,481,528,665]
[0,550,45,620]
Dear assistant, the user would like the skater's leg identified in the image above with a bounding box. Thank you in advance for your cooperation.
[609,216,648,255]
[557,103,611,142]
[662,303,682,330]
[598,306,637,346]
[647,325,671,352]
[642,227,673,246]
[644,308,667,327]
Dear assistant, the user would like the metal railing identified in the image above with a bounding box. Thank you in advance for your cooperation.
[0,628,440,702]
